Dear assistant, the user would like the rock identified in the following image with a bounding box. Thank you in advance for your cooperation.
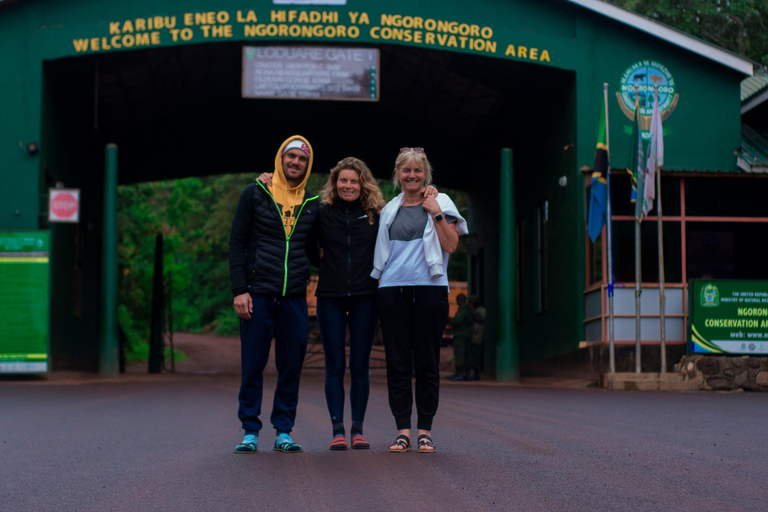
[734,371,749,387]
[746,358,760,369]
[732,358,744,368]
[756,371,768,387]
[724,369,734,377]
[707,377,734,390]
[697,358,720,375]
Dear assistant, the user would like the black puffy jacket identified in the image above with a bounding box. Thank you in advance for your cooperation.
[311,199,379,298]
[229,181,319,297]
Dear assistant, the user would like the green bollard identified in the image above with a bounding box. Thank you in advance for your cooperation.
[100,144,119,378]
[497,148,519,382]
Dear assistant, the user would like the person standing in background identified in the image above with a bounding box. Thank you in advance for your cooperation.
[468,295,486,381]
[447,293,473,381]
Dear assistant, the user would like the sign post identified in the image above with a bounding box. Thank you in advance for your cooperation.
[0,232,50,373]
[49,189,80,223]
[242,46,379,101]
[690,280,768,355]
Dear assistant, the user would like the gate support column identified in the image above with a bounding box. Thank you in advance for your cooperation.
[100,144,119,378]
[497,148,519,382]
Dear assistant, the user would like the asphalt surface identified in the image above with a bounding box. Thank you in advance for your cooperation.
[2,371,767,512]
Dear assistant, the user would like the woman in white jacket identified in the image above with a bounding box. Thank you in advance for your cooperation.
[372,147,468,453]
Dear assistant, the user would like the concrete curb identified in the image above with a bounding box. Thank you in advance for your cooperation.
[601,372,701,392]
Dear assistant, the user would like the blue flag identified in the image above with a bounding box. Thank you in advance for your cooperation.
[587,99,608,243]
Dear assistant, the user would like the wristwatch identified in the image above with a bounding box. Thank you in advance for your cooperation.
[434,213,444,222]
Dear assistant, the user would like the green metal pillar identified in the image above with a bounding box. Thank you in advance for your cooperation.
[100,144,119,378]
[497,148,519,382]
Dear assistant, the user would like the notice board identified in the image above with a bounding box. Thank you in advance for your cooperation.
[690,279,768,355]
[0,231,49,373]
[242,46,379,101]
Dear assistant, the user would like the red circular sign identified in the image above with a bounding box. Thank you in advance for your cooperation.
[51,192,78,218]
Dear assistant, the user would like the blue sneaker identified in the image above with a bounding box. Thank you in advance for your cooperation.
[274,433,303,453]
[234,434,258,454]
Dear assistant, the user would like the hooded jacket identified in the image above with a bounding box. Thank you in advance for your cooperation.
[229,136,319,297]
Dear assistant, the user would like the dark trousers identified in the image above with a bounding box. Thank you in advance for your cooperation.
[378,286,449,431]
[238,294,308,435]
[317,295,378,431]
[454,335,481,372]
[452,335,470,372]
[468,342,483,372]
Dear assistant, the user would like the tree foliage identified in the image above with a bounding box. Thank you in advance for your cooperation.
[118,172,468,344]
[610,0,768,67]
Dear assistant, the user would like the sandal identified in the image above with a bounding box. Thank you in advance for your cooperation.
[330,434,348,451]
[387,434,411,453]
[351,434,370,450]
[274,433,303,453]
[417,434,436,453]
[234,434,258,454]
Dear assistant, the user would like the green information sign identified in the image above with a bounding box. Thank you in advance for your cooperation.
[690,279,768,355]
[0,231,50,373]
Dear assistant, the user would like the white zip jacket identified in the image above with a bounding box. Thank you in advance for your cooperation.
[371,192,468,280]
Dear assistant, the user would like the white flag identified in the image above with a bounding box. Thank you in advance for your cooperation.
[642,92,664,217]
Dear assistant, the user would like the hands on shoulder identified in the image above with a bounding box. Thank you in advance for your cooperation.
[422,184,438,199]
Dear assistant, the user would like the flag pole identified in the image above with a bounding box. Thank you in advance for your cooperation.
[633,85,642,374]
[603,83,616,374]
[654,85,667,373]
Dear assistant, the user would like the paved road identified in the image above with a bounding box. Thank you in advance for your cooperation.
[2,372,767,511]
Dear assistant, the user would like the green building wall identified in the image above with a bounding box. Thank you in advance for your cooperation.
[0,0,749,372]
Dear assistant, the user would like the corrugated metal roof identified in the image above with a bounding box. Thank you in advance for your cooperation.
[741,73,768,102]
[738,124,768,173]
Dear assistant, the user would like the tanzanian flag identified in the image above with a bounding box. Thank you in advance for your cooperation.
[587,100,608,243]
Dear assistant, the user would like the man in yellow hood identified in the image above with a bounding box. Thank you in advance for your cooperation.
[229,135,319,454]
[270,137,314,236]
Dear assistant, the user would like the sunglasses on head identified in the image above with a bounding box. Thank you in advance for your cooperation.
[399,147,424,153]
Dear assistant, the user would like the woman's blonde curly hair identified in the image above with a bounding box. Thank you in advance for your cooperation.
[320,157,385,225]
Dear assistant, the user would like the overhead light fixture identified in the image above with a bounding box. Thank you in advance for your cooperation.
[26,142,39,156]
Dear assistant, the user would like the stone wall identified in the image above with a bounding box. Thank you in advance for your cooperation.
[677,355,768,391]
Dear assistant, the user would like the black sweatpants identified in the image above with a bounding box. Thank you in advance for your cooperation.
[378,286,449,431]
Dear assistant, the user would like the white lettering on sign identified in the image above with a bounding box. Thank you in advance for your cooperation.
[49,189,80,223]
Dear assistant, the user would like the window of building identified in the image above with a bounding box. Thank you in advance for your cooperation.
[586,174,768,287]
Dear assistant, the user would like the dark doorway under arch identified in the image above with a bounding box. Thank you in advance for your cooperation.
[41,41,576,372]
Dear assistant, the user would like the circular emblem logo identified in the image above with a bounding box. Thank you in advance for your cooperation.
[51,192,78,218]
[619,60,676,115]
[701,284,720,308]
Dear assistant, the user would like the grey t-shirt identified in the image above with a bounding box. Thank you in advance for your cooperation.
[389,205,456,241]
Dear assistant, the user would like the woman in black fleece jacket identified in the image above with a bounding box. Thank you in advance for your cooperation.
[310,157,384,450]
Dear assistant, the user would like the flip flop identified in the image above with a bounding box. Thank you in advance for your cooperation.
[274,434,303,453]
[234,434,258,454]
[417,434,436,453]
[388,434,411,453]
[330,435,348,451]
[351,434,370,450]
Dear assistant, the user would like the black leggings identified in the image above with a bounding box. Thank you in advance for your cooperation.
[378,286,449,431]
